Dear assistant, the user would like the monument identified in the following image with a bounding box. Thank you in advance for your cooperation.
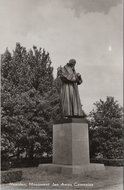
[39,59,105,175]
[57,59,84,117]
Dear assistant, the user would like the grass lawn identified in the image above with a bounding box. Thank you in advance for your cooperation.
[1,166,123,190]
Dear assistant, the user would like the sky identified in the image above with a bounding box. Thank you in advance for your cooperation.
[0,0,123,114]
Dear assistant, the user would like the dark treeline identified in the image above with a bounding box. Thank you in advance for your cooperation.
[1,43,123,165]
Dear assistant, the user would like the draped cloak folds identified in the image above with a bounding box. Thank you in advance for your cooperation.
[58,64,83,117]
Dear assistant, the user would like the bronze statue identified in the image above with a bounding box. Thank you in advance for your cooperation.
[57,59,85,117]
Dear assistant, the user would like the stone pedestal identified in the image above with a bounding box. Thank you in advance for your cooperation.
[53,118,89,165]
[39,118,105,175]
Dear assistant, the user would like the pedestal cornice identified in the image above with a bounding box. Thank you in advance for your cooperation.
[54,117,88,124]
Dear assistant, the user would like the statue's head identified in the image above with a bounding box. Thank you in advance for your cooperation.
[67,59,76,67]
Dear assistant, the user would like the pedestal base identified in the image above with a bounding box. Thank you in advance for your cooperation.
[39,163,105,175]
[39,118,105,175]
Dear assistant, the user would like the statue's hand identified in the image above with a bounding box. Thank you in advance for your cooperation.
[76,73,81,80]
[76,73,82,84]
[77,73,81,76]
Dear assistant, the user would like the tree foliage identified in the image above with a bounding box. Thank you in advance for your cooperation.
[89,96,123,159]
[1,43,61,160]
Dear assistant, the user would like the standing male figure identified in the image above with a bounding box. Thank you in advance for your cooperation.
[57,59,85,117]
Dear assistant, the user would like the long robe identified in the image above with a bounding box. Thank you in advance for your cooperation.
[58,64,83,117]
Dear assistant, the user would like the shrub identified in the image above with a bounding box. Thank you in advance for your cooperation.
[90,158,123,166]
[1,170,22,183]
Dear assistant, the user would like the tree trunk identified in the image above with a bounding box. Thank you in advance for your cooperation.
[17,145,20,159]
[29,144,34,159]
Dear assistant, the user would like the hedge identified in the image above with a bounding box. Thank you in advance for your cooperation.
[1,170,22,184]
[90,159,123,166]
[11,157,52,168]
[38,157,52,164]
[1,161,11,171]
[11,158,39,168]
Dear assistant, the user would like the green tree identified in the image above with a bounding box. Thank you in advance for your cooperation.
[89,96,123,159]
[1,43,61,160]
